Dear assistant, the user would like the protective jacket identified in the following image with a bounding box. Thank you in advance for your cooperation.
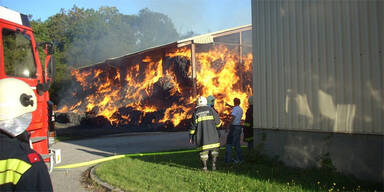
[0,132,53,191]
[243,105,253,142]
[190,106,221,150]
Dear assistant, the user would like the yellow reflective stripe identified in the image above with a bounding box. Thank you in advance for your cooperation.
[0,171,23,185]
[216,120,222,128]
[195,116,214,124]
[189,129,195,134]
[0,159,31,185]
[202,143,220,150]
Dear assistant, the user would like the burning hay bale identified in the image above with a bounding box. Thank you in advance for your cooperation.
[56,44,252,132]
[55,112,86,126]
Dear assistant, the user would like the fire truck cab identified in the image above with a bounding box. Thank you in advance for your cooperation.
[0,6,60,170]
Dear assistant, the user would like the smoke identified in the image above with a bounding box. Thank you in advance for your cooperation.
[143,0,251,34]
[60,1,251,68]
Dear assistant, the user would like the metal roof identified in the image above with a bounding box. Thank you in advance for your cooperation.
[177,24,252,46]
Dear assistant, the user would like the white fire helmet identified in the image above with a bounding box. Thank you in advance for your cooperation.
[197,96,207,107]
[0,78,37,137]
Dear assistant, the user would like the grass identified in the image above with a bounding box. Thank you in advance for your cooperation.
[94,148,382,192]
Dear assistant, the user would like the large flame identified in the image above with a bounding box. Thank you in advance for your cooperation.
[58,45,252,128]
[196,45,253,116]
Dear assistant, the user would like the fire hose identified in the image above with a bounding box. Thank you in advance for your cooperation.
[55,147,221,169]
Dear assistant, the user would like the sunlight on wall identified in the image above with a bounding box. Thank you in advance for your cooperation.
[368,82,384,111]
[318,90,356,132]
[318,90,336,120]
[285,89,314,126]
[334,104,356,133]
[284,89,357,132]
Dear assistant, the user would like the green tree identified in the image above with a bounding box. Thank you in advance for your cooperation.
[66,6,137,67]
[134,8,180,51]
[30,6,185,104]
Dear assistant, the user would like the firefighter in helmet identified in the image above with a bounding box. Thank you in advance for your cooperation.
[0,78,53,191]
[243,96,254,151]
[189,96,222,171]
[207,95,216,109]
[207,95,222,138]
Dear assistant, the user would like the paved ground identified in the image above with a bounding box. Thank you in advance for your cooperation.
[50,131,229,192]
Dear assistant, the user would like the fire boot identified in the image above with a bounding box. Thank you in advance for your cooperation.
[202,160,208,172]
[200,151,209,171]
[211,149,219,171]
[212,157,217,171]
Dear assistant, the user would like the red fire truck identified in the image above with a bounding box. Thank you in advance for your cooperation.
[0,6,60,170]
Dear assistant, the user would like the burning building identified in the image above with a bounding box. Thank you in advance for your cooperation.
[57,24,252,131]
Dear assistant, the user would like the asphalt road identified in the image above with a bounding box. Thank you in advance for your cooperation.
[50,131,228,192]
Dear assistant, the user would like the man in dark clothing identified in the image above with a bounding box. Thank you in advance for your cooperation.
[0,78,53,191]
[243,96,254,151]
[189,96,222,171]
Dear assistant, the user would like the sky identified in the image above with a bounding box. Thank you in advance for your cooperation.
[0,0,251,34]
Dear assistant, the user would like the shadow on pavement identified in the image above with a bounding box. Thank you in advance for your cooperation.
[76,148,112,157]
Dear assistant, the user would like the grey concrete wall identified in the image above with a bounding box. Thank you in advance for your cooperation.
[253,128,384,183]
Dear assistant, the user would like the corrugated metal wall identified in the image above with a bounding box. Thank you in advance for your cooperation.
[252,0,383,135]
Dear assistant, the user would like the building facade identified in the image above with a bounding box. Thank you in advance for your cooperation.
[252,0,383,182]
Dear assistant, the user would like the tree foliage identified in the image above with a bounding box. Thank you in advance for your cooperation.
[30,6,189,103]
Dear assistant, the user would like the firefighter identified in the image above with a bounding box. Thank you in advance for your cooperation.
[207,95,216,109]
[207,95,222,138]
[0,78,53,191]
[189,96,222,171]
[243,96,254,151]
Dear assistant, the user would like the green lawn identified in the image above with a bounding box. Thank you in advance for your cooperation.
[94,149,381,192]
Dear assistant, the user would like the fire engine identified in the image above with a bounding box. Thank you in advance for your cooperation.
[0,6,60,171]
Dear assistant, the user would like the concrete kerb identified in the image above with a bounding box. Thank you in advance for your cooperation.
[90,163,124,192]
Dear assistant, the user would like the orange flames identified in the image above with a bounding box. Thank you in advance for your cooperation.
[58,45,252,128]
[196,45,253,115]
